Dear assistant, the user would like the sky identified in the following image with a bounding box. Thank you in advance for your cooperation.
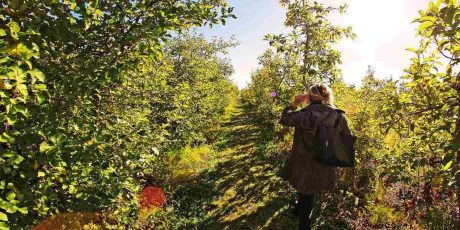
[199,0,432,89]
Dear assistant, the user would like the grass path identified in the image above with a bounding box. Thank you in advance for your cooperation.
[184,100,298,229]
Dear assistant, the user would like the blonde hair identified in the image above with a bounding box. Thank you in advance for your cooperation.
[308,83,334,105]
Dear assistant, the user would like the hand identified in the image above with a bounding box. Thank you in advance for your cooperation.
[292,94,308,108]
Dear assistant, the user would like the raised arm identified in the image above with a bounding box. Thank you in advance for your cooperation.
[279,106,304,127]
[279,94,309,127]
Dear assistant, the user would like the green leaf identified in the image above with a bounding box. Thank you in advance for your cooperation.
[0,82,13,90]
[419,21,434,31]
[428,1,440,14]
[9,155,24,165]
[39,142,52,153]
[7,21,20,40]
[0,202,17,214]
[0,29,6,37]
[0,212,6,221]
[24,60,32,70]
[16,207,27,214]
[16,43,32,60]
[28,70,45,82]
[34,84,46,91]
[0,221,9,230]
[0,133,15,144]
[0,57,9,64]
[438,39,450,48]
[13,104,28,117]
[69,184,76,194]
[0,90,10,98]
[5,193,15,201]
[443,160,453,171]
[7,66,24,81]
[435,0,442,9]
[37,171,45,177]
[36,92,46,104]
[420,16,437,22]
[3,150,16,158]
[5,114,16,125]
[16,84,28,98]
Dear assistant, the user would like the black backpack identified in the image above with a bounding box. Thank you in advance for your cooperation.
[311,110,355,167]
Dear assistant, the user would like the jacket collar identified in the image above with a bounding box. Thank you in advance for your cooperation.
[300,102,335,112]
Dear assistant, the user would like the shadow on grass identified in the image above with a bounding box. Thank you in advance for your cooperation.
[168,101,385,230]
[168,100,298,229]
[172,101,297,229]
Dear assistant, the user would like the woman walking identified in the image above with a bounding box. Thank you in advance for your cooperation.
[279,84,353,230]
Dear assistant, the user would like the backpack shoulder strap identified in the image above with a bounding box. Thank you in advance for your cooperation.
[332,109,346,128]
[335,109,346,114]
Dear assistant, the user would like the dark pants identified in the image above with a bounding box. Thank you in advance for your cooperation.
[298,193,314,230]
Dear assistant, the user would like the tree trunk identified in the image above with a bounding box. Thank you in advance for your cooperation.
[302,0,310,90]
[456,73,460,223]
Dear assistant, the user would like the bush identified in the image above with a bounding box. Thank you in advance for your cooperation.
[168,145,218,183]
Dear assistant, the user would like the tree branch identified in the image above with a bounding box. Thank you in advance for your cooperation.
[407,102,460,116]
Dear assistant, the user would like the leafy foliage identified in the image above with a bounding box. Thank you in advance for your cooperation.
[0,0,236,228]
[0,0,458,228]
[242,0,459,229]
[266,0,354,88]
[242,0,354,135]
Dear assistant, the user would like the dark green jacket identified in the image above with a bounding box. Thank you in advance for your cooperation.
[279,102,351,195]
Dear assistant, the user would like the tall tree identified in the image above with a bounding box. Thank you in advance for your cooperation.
[265,0,354,89]
[399,0,460,219]
[0,0,235,227]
